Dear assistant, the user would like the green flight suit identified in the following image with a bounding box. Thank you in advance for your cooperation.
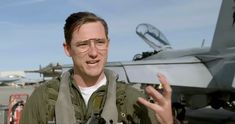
[20,69,157,124]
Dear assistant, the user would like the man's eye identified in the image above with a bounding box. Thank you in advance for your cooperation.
[96,39,105,45]
[77,42,88,47]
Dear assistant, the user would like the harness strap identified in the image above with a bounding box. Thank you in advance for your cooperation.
[100,69,118,124]
[55,71,77,124]
[86,69,118,124]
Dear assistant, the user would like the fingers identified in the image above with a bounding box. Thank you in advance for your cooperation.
[143,73,172,105]
[145,86,165,105]
[137,97,162,112]
[157,73,172,100]
[138,73,173,124]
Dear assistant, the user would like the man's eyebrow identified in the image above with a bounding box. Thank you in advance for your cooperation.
[75,39,89,43]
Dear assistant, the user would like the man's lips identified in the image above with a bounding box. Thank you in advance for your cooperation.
[86,60,100,65]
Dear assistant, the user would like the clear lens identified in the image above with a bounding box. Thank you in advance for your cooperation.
[72,38,108,53]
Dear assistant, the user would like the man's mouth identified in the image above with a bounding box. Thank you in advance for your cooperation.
[86,60,100,66]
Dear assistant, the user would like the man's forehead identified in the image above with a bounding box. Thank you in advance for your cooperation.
[72,22,106,40]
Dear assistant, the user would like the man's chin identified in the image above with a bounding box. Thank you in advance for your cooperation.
[85,69,103,77]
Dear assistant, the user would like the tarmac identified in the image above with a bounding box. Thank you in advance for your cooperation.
[0,85,235,124]
[185,107,235,124]
[0,86,35,105]
[0,85,35,124]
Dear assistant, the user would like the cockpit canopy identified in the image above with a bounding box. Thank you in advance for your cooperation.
[136,23,171,51]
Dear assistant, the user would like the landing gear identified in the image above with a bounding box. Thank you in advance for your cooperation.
[173,103,186,123]
[210,100,224,109]
[210,93,235,111]
[223,101,235,111]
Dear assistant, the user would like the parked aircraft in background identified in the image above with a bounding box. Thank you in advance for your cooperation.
[26,0,235,121]
[0,76,21,84]
[0,71,38,86]
[24,63,72,83]
[0,71,24,85]
[25,63,66,80]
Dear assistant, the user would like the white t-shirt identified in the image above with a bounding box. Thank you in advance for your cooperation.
[78,76,107,106]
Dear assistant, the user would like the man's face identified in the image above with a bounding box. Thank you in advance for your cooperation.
[64,22,109,77]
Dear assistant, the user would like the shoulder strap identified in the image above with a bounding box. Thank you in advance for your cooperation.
[86,69,118,124]
[100,69,118,124]
[55,71,77,124]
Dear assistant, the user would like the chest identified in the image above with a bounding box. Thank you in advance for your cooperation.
[46,83,139,124]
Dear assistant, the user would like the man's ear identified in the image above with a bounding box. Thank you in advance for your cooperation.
[63,42,71,57]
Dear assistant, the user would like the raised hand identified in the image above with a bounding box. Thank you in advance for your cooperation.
[138,73,173,124]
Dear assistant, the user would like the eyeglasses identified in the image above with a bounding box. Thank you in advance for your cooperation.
[71,38,109,53]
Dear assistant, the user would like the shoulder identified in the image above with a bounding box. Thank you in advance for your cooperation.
[43,77,60,94]
[33,78,60,97]
[24,77,60,108]
[20,78,60,123]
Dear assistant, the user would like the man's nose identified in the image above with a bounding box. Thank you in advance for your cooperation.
[88,42,98,58]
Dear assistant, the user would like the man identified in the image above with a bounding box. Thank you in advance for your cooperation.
[20,12,175,124]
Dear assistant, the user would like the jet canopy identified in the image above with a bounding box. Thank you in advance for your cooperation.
[136,23,171,51]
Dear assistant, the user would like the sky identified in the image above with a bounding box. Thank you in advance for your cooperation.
[0,0,221,78]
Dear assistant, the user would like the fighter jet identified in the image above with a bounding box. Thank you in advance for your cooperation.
[104,0,235,119]
[0,71,37,86]
[0,76,21,85]
[24,63,71,81]
[25,63,62,78]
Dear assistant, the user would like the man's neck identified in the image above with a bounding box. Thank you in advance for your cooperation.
[73,70,105,87]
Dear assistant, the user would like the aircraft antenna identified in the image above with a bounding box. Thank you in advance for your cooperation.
[201,39,205,48]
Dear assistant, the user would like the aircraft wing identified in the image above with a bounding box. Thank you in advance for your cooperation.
[106,56,212,88]
[0,77,20,84]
